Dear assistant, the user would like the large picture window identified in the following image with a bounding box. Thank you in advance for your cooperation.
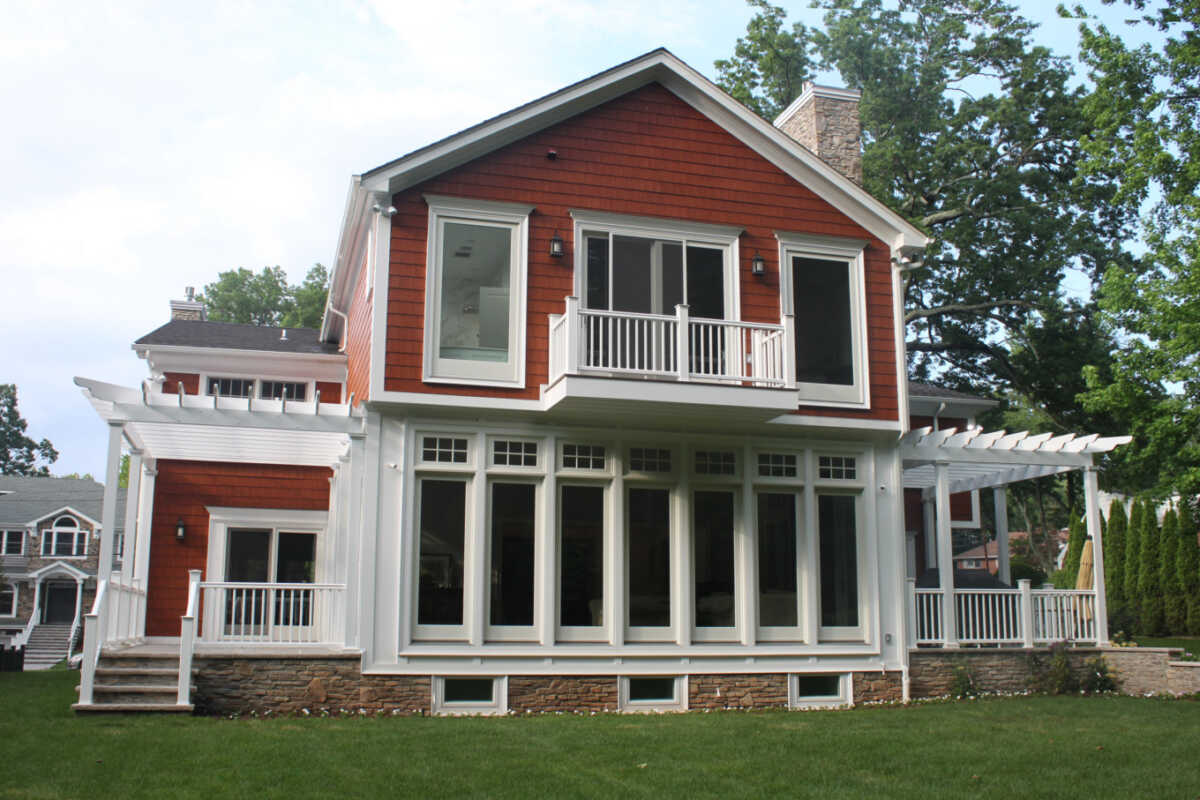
[488,483,536,629]
[757,492,800,631]
[559,485,605,634]
[417,479,467,628]
[818,494,860,631]
[423,196,531,386]
[693,490,735,634]
[626,487,672,636]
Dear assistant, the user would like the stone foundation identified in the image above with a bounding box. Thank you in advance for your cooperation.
[508,676,618,713]
[688,673,789,709]
[853,670,904,703]
[1167,661,1200,695]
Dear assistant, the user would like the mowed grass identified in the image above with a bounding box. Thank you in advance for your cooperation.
[2,670,1200,799]
[1135,636,1200,660]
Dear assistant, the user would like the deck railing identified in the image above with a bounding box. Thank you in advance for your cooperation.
[909,579,1098,648]
[199,582,346,645]
[549,297,794,387]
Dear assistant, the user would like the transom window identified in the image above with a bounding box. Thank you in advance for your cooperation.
[41,516,86,558]
[207,377,254,398]
[695,450,735,476]
[422,436,469,464]
[260,381,307,401]
[628,447,671,473]
[818,455,857,480]
[561,444,606,471]
[492,440,537,468]
[423,196,531,387]
[2,530,23,556]
[758,453,798,478]
[206,377,315,401]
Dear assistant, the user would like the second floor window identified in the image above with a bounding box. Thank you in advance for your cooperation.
[2,530,23,555]
[42,516,87,557]
[260,381,307,401]
[208,377,254,398]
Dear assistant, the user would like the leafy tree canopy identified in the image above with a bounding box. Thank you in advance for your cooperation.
[0,384,58,476]
[197,263,329,329]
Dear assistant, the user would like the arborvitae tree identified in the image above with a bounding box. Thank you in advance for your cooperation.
[1062,508,1086,587]
[1125,500,1145,622]
[1105,500,1127,617]
[1138,502,1165,635]
[1161,509,1185,634]
[1178,503,1200,635]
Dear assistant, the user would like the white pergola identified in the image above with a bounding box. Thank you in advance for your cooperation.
[901,426,1131,647]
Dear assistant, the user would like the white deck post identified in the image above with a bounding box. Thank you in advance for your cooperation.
[1018,578,1034,647]
[97,421,125,586]
[935,462,958,647]
[782,313,796,388]
[564,296,580,375]
[993,487,1011,585]
[675,304,690,381]
[922,497,937,570]
[1083,465,1109,644]
[905,577,917,649]
[121,449,143,568]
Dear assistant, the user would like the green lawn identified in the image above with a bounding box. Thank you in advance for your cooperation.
[2,670,1200,799]
[1133,636,1200,660]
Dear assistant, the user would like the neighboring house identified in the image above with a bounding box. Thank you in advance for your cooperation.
[952,541,1000,574]
[0,476,126,669]
[73,50,1129,713]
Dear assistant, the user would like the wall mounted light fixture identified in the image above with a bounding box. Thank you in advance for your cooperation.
[549,232,565,258]
[175,518,186,542]
[751,252,766,276]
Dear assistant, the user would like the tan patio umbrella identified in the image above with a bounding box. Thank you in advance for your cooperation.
[1075,539,1095,621]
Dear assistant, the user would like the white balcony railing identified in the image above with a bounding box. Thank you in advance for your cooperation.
[909,580,1098,647]
[549,297,795,387]
[199,582,346,645]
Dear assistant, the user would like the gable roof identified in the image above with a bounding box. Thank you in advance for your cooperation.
[322,48,928,340]
[135,320,341,356]
[0,476,126,530]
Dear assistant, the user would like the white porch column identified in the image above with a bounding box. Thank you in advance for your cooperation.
[132,462,156,587]
[97,421,125,585]
[1083,465,1109,644]
[993,487,1011,585]
[121,450,143,567]
[922,497,936,570]
[344,433,365,649]
[935,461,958,647]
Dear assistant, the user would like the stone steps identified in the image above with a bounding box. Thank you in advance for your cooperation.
[75,649,194,715]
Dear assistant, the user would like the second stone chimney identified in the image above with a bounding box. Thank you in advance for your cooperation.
[774,83,863,185]
[169,286,206,321]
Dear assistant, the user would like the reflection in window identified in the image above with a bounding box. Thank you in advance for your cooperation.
[758,493,798,627]
[627,488,671,627]
[693,491,734,628]
[489,483,535,627]
[819,494,858,627]
[560,485,605,627]
[418,480,466,626]
[792,256,853,385]
[439,221,512,363]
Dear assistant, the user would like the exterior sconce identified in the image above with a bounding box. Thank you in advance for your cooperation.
[751,252,766,276]
[549,232,565,258]
[175,518,186,542]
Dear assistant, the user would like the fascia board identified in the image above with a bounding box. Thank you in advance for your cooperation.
[26,505,103,530]
[135,345,346,382]
[322,177,377,342]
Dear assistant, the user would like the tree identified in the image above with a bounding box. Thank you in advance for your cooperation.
[1061,508,1086,587]
[0,384,57,476]
[716,1,1134,421]
[1178,502,1200,634]
[1125,499,1144,621]
[1137,500,1164,635]
[1104,499,1128,621]
[196,264,329,329]
[1160,507,1185,633]
[1076,0,1200,499]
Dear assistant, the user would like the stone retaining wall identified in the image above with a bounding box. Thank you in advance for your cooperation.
[1167,661,1200,695]
[853,670,904,703]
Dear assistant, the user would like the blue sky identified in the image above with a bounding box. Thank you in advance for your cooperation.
[0,1,1166,478]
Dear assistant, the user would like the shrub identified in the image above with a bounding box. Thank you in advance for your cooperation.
[1029,643,1078,695]
[1079,656,1116,694]
[950,663,977,699]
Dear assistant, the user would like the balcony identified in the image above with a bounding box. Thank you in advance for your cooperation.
[544,298,799,423]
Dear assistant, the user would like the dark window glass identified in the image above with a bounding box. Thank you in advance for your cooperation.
[3,531,22,555]
[686,246,725,320]
[490,483,535,627]
[819,495,859,627]
[418,480,466,626]
[226,529,271,582]
[612,235,654,313]
[628,677,676,702]
[275,533,315,583]
[795,674,841,697]
[443,678,495,703]
[585,235,609,310]
[758,493,798,627]
[792,256,853,385]
[694,491,735,627]
[661,242,684,312]
[260,381,307,401]
[560,485,605,627]
[627,488,671,627]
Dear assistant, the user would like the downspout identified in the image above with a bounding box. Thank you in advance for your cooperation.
[932,401,947,431]
[326,306,349,353]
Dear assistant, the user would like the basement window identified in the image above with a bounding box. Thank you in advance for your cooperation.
[432,676,507,715]
[620,676,686,712]
[789,673,850,709]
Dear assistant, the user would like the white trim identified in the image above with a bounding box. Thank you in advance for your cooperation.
[431,675,509,715]
[773,84,862,127]
[619,675,688,712]
[27,560,91,581]
[203,507,329,586]
[776,231,870,409]
[422,196,531,388]
[1,529,25,557]
[0,582,17,617]
[136,347,347,385]
[788,672,852,709]
[26,505,101,530]
[40,515,88,559]
[815,488,867,643]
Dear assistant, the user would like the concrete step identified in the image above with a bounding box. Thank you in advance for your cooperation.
[94,684,190,698]
[94,671,180,687]
[97,656,179,670]
[73,703,194,714]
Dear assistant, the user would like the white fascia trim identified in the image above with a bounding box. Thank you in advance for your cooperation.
[205,507,329,528]
[27,561,91,581]
[322,178,387,343]
[358,50,926,252]
[26,506,102,530]
[137,345,346,382]
[569,209,744,243]
[369,390,545,413]
[767,415,901,432]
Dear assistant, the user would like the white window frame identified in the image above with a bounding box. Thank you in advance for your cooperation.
[422,195,532,388]
[556,479,610,643]
[42,516,86,558]
[203,507,328,586]
[776,231,870,408]
[788,672,851,709]
[202,374,317,403]
[2,530,23,556]
[431,676,508,716]
[623,481,676,643]
[619,675,688,713]
[691,485,740,643]
[570,209,743,322]
[0,583,16,617]
[753,488,805,642]
[484,478,541,642]
[814,488,866,642]
[412,473,474,642]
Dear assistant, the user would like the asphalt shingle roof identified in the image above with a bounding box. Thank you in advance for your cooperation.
[0,476,126,529]
[134,320,340,355]
[907,381,994,403]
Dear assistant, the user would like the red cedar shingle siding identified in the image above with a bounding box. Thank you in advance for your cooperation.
[382,83,898,421]
[145,460,333,636]
[161,372,200,395]
[344,249,372,405]
[315,381,342,404]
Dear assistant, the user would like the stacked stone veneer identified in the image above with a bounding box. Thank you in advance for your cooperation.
[776,84,863,185]
[190,658,906,715]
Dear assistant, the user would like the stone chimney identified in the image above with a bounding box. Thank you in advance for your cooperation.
[169,286,206,321]
[774,83,862,185]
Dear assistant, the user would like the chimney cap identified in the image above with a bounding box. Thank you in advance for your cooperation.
[772,83,862,127]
